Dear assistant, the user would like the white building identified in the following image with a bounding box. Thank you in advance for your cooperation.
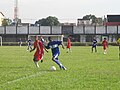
[77,19,92,26]
[0,12,5,26]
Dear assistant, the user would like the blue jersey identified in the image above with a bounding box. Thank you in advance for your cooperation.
[28,39,32,45]
[45,41,62,56]
[92,39,97,47]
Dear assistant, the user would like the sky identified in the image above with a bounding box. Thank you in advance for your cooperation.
[0,0,120,23]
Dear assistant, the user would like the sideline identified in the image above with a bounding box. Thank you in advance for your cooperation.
[0,71,48,87]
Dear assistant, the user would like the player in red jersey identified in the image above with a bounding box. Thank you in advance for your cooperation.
[66,37,71,53]
[102,38,108,54]
[30,36,48,68]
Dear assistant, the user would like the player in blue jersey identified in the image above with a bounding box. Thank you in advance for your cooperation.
[45,37,67,70]
[27,38,32,51]
[92,38,97,53]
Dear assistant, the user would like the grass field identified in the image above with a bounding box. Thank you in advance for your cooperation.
[0,46,120,90]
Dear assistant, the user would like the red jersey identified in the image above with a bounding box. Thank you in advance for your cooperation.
[102,40,108,50]
[34,40,44,57]
[67,38,71,48]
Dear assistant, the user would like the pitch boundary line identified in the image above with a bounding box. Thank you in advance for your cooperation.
[0,71,48,87]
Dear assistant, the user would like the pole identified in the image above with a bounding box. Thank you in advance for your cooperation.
[0,36,2,46]
[119,45,120,60]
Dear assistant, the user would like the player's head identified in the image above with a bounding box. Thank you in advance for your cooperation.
[48,37,52,42]
[40,36,43,39]
[104,38,106,40]
[68,35,71,38]
[35,35,39,41]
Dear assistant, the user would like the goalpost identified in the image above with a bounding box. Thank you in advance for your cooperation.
[0,36,2,46]
[28,35,64,42]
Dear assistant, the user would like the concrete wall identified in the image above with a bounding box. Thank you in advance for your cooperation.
[0,25,119,35]
[0,25,120,42]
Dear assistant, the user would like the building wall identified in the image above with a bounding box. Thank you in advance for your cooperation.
[0,25,119,42]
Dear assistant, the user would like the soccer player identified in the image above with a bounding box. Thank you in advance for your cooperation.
[27,38,32,51]
[30,36,48,68]
[66,37,72,53]
[18,38,22,47]
[102,38,108,54]
[91,38,97,53]
[45,37,67,70]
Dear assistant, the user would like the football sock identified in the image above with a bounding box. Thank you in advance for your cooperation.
[34,61,39,68]
[54,59,66,70]
[54,59,63,67]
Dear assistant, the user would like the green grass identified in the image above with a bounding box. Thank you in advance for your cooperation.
[0,46,120,90]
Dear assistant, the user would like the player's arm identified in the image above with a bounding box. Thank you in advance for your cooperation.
[30,47,35,52]
[43,45,48,53]
[30,43,36,52]
[44,43,50,49]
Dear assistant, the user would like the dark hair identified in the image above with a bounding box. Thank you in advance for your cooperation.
[48,37,51,41]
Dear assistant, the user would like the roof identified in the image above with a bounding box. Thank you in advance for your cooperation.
[0,12,4,16]
[77,19,90,20]
[104,22,120,26]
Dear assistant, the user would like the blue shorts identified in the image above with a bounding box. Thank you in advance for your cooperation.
[92,45,97,48]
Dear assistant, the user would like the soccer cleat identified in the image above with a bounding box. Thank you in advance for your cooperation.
[63,67,67,70]
[60,66,67,70]
[41,60,43,63]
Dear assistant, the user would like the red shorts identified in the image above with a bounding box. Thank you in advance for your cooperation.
[103,46,107,50]
[33,54,43,61]
[67,44,71,48]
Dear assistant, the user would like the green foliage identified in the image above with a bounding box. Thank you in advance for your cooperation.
[83,14,96,23]
[35,16,60,26]
[82,14,103,25]
[0,46,120,90]
[2,18,12,26]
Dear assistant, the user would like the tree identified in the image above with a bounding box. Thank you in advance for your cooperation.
[2,18,12,26]
[82,14,97,24]
[35,16,60,26]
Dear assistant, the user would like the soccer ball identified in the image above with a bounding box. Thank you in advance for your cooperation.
[50,66,56,71]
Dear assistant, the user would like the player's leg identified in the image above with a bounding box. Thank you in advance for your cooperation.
[40,55,43,63]
[69,47,72,52]
[33,57,39,68]
[27,45,29,51]
[20,42,22,47]
[30,45,32,50]
[103,46,107,54]
[66,48,69,53]
[52,53,66,70]
[95,46,97,52]
[92,46,94,53]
